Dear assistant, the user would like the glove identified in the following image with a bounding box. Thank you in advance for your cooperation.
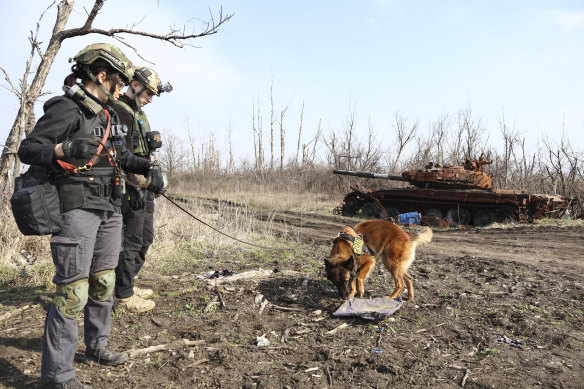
[146,167,165,195]
[62,138,100,159]
[127,186,145,211]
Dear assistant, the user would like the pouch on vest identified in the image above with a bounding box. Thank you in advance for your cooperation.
[10,168,63,236]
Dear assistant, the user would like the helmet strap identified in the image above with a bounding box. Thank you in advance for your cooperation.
[129,83,146,112]
[83,65,117,105]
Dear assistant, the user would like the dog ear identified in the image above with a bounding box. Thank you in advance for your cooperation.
[341,257,355,270]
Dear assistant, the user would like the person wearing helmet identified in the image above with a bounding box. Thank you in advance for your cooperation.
[112,66,172,314]
[17,43,165,389]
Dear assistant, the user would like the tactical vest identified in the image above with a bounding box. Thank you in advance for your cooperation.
[53,87,121,212]
[115,100,151,157]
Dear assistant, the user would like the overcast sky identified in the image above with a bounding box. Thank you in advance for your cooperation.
[1,0,583,165]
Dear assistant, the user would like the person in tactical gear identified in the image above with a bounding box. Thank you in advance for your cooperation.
[17,43,165,389]
[112,66,172,314]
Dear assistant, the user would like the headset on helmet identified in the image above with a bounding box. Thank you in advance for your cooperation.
[133,66,173,96]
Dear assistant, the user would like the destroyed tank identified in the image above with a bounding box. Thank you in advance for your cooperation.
[333,158,572,227]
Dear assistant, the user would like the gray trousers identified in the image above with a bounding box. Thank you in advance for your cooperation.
[115,192,155,299]
[41,209,122,383]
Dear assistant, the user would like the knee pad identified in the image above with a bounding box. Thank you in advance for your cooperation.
[88,269,116,302]
[53,279,89,319]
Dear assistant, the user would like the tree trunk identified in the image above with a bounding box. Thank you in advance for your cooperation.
[0,0,74,190]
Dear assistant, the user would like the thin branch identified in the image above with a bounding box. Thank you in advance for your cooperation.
[0,67,20,97]
[81,0,104,31]
[57,8,233,48]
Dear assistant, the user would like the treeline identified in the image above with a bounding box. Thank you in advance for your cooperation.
[159,106,583,216]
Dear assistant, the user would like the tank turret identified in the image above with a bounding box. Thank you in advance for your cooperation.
[334,158,493,190]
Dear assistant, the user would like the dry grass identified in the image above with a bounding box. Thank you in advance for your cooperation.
[2,171,581,286]
[171,168,344,213]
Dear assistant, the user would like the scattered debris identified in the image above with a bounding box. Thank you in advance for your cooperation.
[258,299,269,315]
[269,304,304,312]
[256,336,270,346]
[196,269,236,280]
[496,335,525,348]
[326,323,349,335]
[204,269,274,285]
[461,369,470,387]
[0,304,36,323]
[254,294,264,306]
[181,358,209,371]
[203,297,220,313]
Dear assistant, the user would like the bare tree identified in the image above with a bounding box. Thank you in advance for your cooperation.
[252,96,264,170]
[226,122,235,174]
[269,78,275,170]
[302,118,321,167]
[0,0,232,189]
[159,131,187,178]
[279,103,289,171]
[389,111,418,171]
[324,107,383,173]
[295,101,304,166]
[184,119,197,169]
[252,98,258,169]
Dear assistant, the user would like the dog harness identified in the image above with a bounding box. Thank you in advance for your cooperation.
[337,226,371,258]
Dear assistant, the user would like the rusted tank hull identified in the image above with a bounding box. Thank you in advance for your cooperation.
[337,187,570,227]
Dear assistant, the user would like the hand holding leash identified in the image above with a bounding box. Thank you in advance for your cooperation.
[146,167,164,195]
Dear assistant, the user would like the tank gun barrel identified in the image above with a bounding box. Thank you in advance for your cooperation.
[333,169,404,181]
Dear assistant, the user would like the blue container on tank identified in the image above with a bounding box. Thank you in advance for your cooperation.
[399,212,421,225]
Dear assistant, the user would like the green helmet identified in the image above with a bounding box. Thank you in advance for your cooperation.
[72,43,134,83]
[133,66,161,96]
[134,66,173,96]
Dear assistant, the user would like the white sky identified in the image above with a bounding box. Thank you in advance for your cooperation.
[1,0,583,164]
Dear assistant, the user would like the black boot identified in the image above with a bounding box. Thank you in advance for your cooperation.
[45,377,94,389]
[84,344,128,366]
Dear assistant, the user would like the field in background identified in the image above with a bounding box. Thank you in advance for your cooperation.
[0,170,344,285]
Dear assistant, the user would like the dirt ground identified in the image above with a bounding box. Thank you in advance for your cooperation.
[1,210,583,388]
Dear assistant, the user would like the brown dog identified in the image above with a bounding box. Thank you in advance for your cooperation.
[325,220,432,300]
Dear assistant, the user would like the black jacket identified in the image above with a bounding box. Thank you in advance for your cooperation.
[18,94,152,212]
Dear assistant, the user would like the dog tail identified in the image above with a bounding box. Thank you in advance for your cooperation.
[413,226,433,247]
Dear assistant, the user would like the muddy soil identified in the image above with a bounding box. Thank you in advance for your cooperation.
[1,209,583,388]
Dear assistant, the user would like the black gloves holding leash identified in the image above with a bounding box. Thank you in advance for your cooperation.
[125,166,163,210]
[62,138,100,159]
[146,166,165,195]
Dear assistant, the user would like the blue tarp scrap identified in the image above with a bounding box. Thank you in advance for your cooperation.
[333,297,403,321]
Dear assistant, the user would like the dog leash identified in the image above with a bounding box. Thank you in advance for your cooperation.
[161,193,310,251]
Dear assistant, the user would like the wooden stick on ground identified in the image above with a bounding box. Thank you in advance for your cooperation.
[461,369,470,387]
[270,304,304,312]
[325,323,349,335]
[258,299,269,315]
[129,339,205,358]
[0,305,35,323]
